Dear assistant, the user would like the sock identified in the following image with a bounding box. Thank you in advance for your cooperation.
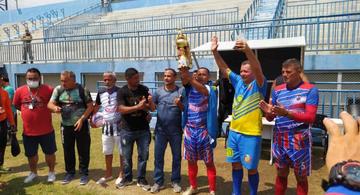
[248,172,259,195]
[188,162,198,189]
[206,164,216,192]
[297,178,308,195]
[275,176,288,195]
[232,169,243,195]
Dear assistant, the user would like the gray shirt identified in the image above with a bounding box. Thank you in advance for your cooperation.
[153,86,183,135]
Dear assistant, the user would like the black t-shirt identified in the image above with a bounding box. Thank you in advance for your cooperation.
[117,84,150,131]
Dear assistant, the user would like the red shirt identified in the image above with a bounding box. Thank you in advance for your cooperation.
[13,84,54,136]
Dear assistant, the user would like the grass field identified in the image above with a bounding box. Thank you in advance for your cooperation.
[0,114,329,195]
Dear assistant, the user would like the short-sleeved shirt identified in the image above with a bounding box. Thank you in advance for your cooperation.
[50,85,92,126]
[228,70,267,136]
[95,86,122,136]
[272,82,319,132]
[13,85,54,136]
[153,86,183,135]
[3,85,16,113]
[117,84,150,132]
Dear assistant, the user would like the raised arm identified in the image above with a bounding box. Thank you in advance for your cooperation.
[211,36,230,78]
[235,39,264,86]
[180,68,208,96]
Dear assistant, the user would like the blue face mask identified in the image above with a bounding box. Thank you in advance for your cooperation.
[26,80,39,88]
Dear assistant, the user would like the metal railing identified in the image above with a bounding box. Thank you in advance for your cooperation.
[314,82,360,118]
[286,0,360,18]
[44,7,239,38]
[241,0,261,22]
[1,13,360,64]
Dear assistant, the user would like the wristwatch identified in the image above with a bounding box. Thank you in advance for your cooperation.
[323,160,360,191]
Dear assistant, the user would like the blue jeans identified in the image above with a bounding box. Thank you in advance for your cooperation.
[120,130,151,181]
[153,132,182,185]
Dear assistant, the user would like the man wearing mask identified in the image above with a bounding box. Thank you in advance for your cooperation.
[48,71,93,185]
[13,68,56,183]
[92,72,124,185]
[21,29,34,64]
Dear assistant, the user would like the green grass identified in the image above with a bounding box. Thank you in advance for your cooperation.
[0,114,329,195]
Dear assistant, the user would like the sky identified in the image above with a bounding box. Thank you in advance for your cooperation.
[7,0,73,10]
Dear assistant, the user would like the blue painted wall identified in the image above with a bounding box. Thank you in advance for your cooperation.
[4,54,360,89]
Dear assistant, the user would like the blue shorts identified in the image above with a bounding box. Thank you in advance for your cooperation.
[23,131,57,157]
[226,130,262,170]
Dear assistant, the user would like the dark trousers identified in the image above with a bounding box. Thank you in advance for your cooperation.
[153,132,182,185]
[61,121,91,175]
[0,119,8,166]
[120,130,150,181]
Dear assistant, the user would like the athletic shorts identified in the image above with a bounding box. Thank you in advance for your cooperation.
[102,134,122,155]
[23,131,57,157]
[272,129,312,176]
[226,130,262,170]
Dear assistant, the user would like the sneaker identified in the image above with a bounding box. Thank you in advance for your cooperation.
[80,175,89,185]
[96,176,113,184]
[210,191,215,195]
[24,172,37,183]
[115,177,123,185]
[47,172,56,183]
[116,179,132,189]
[150,183,165,193]
[137,178,151,191]
[62,173,74,185]
[182,187,197,195]
[172,182,182,193]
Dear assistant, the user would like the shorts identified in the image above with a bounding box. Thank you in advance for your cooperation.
[183,125,213,163]
[272,129,312,176]
[23,131,57,157]
[226,130,261,170]
[102,134,122,155]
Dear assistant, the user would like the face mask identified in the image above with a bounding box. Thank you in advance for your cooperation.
[27,80,39,88]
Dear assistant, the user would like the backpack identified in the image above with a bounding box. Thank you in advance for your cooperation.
[55,83,88,108]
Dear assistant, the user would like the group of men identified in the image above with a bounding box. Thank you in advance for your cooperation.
[0,36,320,195]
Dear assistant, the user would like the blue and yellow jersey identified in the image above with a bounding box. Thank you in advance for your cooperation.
[228,70,267,136]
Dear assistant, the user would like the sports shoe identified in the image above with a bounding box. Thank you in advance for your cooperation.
[116,179,132,189]
[172,182,182,193]
[47,172,56,183]
[210,191,215,195]
[24,172,37,183]
[182,187,197,195]
[115,177,123,185]
[80,175,89,185]
[150,183,165,193]
[62,173,74,185]
[96,176,113,184]
[137,178,151,191]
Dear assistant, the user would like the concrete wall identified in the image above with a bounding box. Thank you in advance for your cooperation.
[4,54,360,92]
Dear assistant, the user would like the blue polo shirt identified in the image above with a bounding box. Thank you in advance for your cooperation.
[153,86,183,135]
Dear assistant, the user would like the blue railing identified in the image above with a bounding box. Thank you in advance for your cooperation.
[44,7,239,38]
[241,0,261,22]
[268,0,286,38]
[286,0,359,18]
[314,82,360,118]
[1,13,360,64]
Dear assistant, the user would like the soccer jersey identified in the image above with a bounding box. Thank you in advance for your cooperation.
[271,82,319,133]
[183,85,213,163]
[95,86,121,136]
[228,70,267,136]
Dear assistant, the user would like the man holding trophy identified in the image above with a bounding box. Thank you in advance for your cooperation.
[177,30,217,195]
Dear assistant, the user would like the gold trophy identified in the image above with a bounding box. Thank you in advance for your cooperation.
[176,30,192,69]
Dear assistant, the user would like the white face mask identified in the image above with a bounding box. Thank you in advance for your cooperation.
[27,80,39,88]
